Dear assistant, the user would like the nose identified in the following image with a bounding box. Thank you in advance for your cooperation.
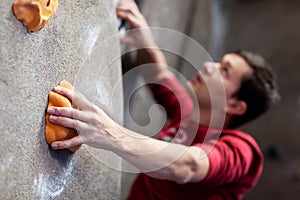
[203,62,218,75]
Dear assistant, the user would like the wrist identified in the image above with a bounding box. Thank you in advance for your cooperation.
[111,124,146,154]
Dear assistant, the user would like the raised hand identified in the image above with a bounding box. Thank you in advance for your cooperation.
[116,0,156,48]
[47,86,122,151]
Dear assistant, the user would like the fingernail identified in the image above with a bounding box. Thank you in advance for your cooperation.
[52,143,58,149]
[47,107,54,113]
[54,86,61,91]
[49,115,57,121]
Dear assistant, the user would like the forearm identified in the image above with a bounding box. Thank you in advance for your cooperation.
[137,47,174,82]
[112,124,209,183]
[47,84,209,184]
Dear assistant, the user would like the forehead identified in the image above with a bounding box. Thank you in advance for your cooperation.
[222,53,253,77]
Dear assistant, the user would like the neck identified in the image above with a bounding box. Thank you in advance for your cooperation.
[191,106,231,130]
[185,82,231,129]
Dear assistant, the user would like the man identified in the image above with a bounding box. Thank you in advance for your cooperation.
[47,0,280,199]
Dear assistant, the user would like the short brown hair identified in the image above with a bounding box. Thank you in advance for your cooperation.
[228,49,280,128]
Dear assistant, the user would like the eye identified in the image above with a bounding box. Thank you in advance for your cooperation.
[221,66,230,77]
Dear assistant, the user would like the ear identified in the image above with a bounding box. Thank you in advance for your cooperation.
[225,98,247,116]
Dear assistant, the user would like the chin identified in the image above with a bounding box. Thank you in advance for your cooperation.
[186,81,195,93]
[186,81,198,102]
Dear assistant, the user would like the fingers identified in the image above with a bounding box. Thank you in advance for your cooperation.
[52,86,73,101]
[116,0,147,29]
[120,36,135,45]
[51,136,83,150]
[117,10,141,28]
[48,112,89,131]
[47,106,94,124]
[53,86,95,111]
[117,0,140,15]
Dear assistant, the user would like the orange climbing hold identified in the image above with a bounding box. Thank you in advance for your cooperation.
[12,0,58,32]
[45,81,81,152]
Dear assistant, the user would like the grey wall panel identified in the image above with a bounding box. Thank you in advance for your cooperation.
[0,0,122,199]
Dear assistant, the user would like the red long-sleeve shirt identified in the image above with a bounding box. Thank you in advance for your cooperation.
[128,77,263,200]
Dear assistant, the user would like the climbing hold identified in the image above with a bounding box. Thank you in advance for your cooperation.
[12,0,58,32]
[45,81,81,152]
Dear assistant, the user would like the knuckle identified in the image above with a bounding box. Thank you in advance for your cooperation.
[72,109,79,119]
[64,141,71,148]
[55,107,63,115]
[73,119,79,128]
[93,106,100,115]
[96,118,104,129]
[57,116,66,124]
[60,87,68,95]
[91,112,100,126]
[92,104,99,113]
[72,119,80,131]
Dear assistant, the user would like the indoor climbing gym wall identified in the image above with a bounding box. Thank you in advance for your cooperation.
[0,0,123,199]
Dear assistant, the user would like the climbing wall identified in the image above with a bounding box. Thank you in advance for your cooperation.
[0,0,123,199]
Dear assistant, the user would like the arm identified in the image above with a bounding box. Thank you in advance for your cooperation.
[116,0,174,82]
[47,86,209,184]
[199,134,263,186]
[117,0,194,122]
[113,126,209,184]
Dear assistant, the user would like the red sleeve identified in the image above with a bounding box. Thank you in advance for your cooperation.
[197,133,263,186]
[149,77,193,123]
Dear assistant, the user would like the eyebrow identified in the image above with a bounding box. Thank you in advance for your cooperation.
[220,57,233,77]
[220,57,233,68]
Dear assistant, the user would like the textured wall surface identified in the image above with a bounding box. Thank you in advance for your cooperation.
[0,0,123,199]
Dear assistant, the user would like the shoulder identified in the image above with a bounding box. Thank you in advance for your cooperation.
[200,128,263,185]
[220,129,262,155]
